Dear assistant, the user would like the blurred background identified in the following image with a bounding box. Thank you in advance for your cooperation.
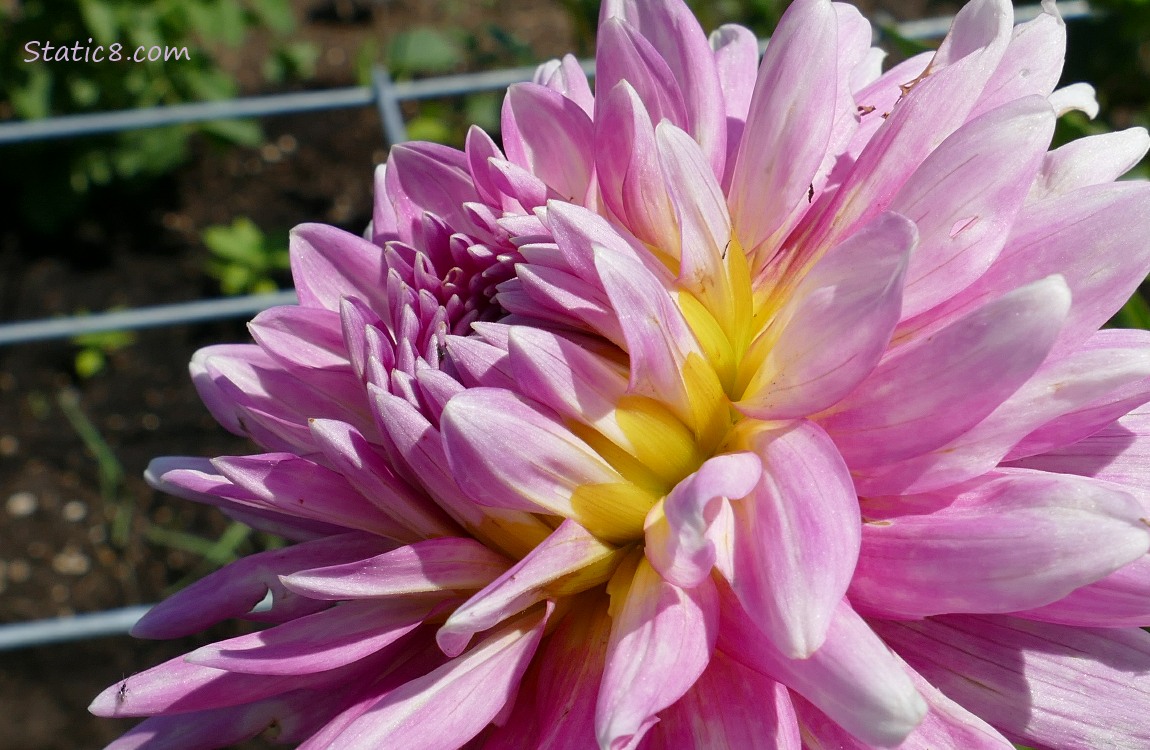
[0,0,1147,747]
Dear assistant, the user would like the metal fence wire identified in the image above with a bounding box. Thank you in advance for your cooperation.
[0,0,1093,649]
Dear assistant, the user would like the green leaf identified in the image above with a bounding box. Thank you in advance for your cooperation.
[78,0,118,45]
[252,0,296,34]
[388,27,465,76]
[406,113,455,144]
[200,118,264,146]
[10,66,53,119]
[74,348,106,379]
[203,217,265,261]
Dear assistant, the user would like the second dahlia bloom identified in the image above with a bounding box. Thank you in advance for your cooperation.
[95,0,1150,747]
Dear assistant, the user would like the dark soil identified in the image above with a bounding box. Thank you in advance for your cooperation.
[0,1,1079,748]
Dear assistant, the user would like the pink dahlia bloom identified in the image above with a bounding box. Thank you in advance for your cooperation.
[94,0,1150,747]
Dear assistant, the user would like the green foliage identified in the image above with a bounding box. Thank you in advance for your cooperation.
[70,312,138,379]
[0,0,313,232]
[202,216,290,295]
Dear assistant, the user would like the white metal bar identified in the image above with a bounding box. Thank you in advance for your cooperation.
[0,291,298,347]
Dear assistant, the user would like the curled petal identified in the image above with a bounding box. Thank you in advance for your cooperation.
[596,556,718,750]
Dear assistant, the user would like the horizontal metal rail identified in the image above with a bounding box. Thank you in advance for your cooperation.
[0,2,1095,650]
[0,291,298,346]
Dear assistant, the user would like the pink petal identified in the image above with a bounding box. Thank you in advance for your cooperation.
[1012,552,1150,628]
[970,0,1065,118]
[290,224,387,313]
[854,329,1150,495]
[211,453,406,538]
[819,275,1070,468]
[309,418,459,539]
[792,659,1013,749]
[851,470,1150,618]
[1007,403,1150,491]
[186,599,434,675]
[534,53,594,115]
[727,421,860,658]
[718,591,926,747]
[891,96,1054,320]
[1028,127,1150,202]
[129,532,390,639]
[727,0,840,262]
[438,519,622,657]
[593,244,704,429]
[506,325,629,438]
[501,83,594,203]
[386,141,477,231]
[594,80,677,251]
[644,452,761,588]
[900,182,1150,359]
[709,23,758,188]
[440,387,654,542]
[738,212,913,420]
[800,0,1013,258]
[322,606,548,750]
[601,0,726,175]
[280,537,510,601]
[874,615,1150,749]
[596,557,717,750]
[644,651,801,750]
[594,17,688,140]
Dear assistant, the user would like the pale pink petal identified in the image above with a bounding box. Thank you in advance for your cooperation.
[506,325,629,439]
[601,0,726,175]
[970,0,1065,118]
[891,96,1054,320]
[655,122,740,330]
[1011,553,1150,628]
[596,557,717,750]
[820,275,1070,468]
[644,452,761,587]
[800,0,1013,257]
[727,421,860,658]
[211,453,406,538]
[501,83,594,203]
[386,141,478,231]
[309,418,459,539]
[791,660,1013,749]
[738,212,913,420]
[874,615,1150,749]
[727,0,840,262]
[438,519,621,657]
[645,651,801,750]
[899,182,1150,358]
[1007,403,1150,491]
[368,385,553,558]
[594,80,677,251]
[594,244,704,428]
[851,470,1150,618]
[1029,127,1150,202]
[280,537,510,600]
[594,17,688,138]
[709,23,758,179]
[440,387,653,542]
[1049,81,1099,118]
[719,591,926,747]
[534,53,594,115]
[854,329,1150,495]
[322,607,548,750]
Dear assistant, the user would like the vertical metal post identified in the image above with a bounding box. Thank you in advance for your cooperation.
[371,66,409,145]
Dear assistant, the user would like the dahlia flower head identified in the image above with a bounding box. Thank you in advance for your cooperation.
[94,0,1150,747]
